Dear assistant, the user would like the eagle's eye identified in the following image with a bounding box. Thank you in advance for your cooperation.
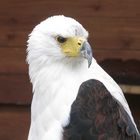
[57,36,67,43]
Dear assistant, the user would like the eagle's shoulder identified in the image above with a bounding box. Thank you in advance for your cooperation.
[63,79,140,140]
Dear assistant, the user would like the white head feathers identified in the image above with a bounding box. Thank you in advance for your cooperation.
[27,15,89,84]
[27,15,88,61]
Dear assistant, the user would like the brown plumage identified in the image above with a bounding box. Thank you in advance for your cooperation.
[63,79,140,140]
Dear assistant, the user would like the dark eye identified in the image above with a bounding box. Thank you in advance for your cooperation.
[57,36,67,43]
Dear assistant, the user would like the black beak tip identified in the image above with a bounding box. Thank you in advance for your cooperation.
[88,58,92,68]
[80,41,93,68]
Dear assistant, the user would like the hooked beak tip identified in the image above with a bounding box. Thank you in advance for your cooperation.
[80,41,93,68]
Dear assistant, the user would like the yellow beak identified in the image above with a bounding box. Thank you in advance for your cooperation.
[60,37,93,67]
[60,37,85,57]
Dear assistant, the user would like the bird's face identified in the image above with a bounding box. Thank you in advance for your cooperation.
[27,15,93,67]
[56,36,85,57]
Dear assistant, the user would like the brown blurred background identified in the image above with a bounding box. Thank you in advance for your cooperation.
[0,0,140,140]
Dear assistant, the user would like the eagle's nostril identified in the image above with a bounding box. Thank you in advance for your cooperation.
[78,42,81,46]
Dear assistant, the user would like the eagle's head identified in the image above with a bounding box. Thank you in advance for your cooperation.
[27,15,93,73]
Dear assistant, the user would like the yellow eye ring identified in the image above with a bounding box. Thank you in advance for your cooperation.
[57,36,67,43]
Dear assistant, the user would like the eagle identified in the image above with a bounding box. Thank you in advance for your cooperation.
[27,15,140,140]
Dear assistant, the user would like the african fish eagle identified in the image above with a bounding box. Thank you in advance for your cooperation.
[27,15,140,140]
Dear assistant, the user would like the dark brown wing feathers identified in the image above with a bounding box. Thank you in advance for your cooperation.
[63,79,140,140]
